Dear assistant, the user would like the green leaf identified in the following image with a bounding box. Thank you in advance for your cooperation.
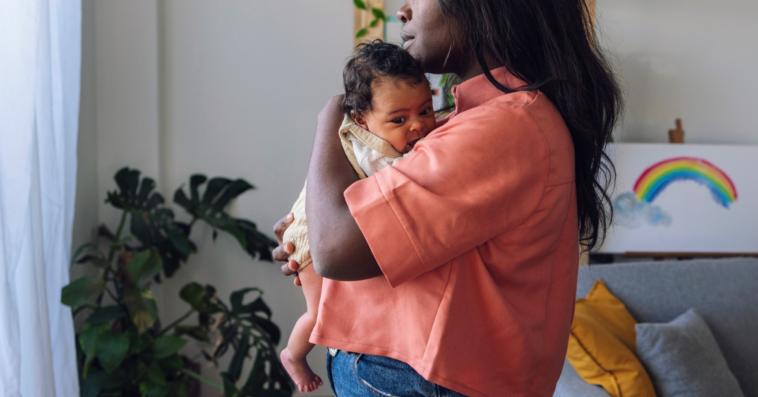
[210,179,254,213]
[180,282,219,314]
[80,369,125,397]
[76,253,111,269]
[355,28,368,39]
[174,325,211,342]
[166,227,193,257]
[371,7,386,20]
[128,330,153,355]
[181,368,224,390]
[147,361,168,385]
[139,380,169,397]
[370,18,379,28]
[61,276,105,307]
[222,373,238,397]
[79,324,108,377]
[85,305,126,325]
[226,335,249,383]
[247,316,281,346]
[123,286,157,333]
[242,352,266,391]
[71,242,98,268]
[152,335,186,360]
[137,178,157,206]
[114,167,140,202]
[229,288,262,314]
[353,0,367,9]
[189,174,207,204]
[126,248,163,289]
[159,354,185,373]
[96,330,130,373]
[201,177,233,207]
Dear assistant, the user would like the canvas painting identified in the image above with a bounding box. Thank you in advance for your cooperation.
[598,143,758,253]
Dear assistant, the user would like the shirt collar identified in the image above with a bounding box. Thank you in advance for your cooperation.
[451,67,528,114]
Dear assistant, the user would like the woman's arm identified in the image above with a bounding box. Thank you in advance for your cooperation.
[306,95,382,281]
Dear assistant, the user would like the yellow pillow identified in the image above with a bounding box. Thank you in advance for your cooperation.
[566,280,657,397]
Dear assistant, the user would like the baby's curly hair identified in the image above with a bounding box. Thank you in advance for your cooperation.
[342,39,427,117]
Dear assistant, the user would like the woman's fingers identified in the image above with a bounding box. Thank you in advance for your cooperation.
[272,242,294,262]
[273,213,295,244]
[280,261,302,287]
[281,260,298,276]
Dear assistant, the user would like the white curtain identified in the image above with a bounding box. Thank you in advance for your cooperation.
[0,0,81,396]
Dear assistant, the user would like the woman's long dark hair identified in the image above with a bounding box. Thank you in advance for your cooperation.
[438,0,621,252]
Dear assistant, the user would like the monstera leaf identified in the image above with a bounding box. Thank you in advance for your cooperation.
[106,167,196,277]
[173,174,276,261]
[218,287,293,396]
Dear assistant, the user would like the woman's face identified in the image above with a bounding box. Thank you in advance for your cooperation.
[397,0,466,75]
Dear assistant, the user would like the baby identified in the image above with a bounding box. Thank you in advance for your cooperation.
[279,40,436,393]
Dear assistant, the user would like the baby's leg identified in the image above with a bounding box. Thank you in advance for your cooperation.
[281,264,324,393]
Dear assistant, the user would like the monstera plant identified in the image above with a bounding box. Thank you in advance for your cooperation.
[63,167,293,397]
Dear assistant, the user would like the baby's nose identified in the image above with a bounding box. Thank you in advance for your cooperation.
[410,120,425,133]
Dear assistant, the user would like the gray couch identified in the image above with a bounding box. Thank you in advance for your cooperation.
[554,258,758,397]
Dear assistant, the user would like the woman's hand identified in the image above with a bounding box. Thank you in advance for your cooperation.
[272,213,302,286]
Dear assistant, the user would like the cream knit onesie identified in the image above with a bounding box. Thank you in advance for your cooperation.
[282,115,414,270]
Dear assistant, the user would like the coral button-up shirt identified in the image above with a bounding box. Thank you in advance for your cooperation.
[310,68,579,397]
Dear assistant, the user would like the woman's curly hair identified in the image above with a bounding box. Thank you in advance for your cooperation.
[342,39,428,116]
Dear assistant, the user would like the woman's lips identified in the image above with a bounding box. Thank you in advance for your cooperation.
[400,32,415,50]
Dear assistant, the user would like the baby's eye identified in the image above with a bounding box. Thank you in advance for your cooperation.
[420,108,432,116]
[391,118,405,124]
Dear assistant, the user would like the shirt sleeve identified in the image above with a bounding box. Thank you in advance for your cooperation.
[344,104,551,287]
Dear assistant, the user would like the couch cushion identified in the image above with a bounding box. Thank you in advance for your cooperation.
[554,360,612,397]
[636,308,744,397]
[567,280,656,397]
[576,258,758,397]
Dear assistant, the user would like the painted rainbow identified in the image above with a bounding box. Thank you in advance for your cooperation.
[633,157,738,208]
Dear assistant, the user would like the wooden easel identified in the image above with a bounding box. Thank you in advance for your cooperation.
[669,118,685,143]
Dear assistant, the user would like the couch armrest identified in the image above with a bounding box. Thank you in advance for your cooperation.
[553,360,611,397]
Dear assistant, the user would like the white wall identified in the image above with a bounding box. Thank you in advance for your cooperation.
[160,2,352,396]
[597,0,758,144]
[74,1,352,396]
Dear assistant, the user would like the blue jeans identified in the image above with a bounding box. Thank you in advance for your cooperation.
[327,350,468,397]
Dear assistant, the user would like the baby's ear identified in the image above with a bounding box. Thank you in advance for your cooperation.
[351,111,369,130]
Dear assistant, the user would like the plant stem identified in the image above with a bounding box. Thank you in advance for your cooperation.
[180,368,223,390]
[158,308,194,336]
[105,287,118,302]
[97,211,128,305]
[108,211,128,262]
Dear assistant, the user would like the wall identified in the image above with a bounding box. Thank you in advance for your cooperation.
[597,0,758,144]
[160,2,352,396]
[74,1,352,396]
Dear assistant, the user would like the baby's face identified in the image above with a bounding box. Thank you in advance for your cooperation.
[354,78,435,154]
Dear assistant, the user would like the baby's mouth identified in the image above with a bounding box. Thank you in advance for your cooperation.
[404,138,422,153]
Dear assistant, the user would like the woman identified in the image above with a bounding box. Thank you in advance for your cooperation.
[273,0,620,395]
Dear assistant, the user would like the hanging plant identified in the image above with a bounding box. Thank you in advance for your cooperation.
[353,0,386,39]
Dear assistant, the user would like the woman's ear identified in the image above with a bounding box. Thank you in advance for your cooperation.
[351,110,369,130]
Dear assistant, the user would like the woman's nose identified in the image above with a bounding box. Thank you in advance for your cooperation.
[397,2,411,23]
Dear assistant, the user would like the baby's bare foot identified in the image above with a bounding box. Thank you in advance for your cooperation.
[280,348,323,393]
